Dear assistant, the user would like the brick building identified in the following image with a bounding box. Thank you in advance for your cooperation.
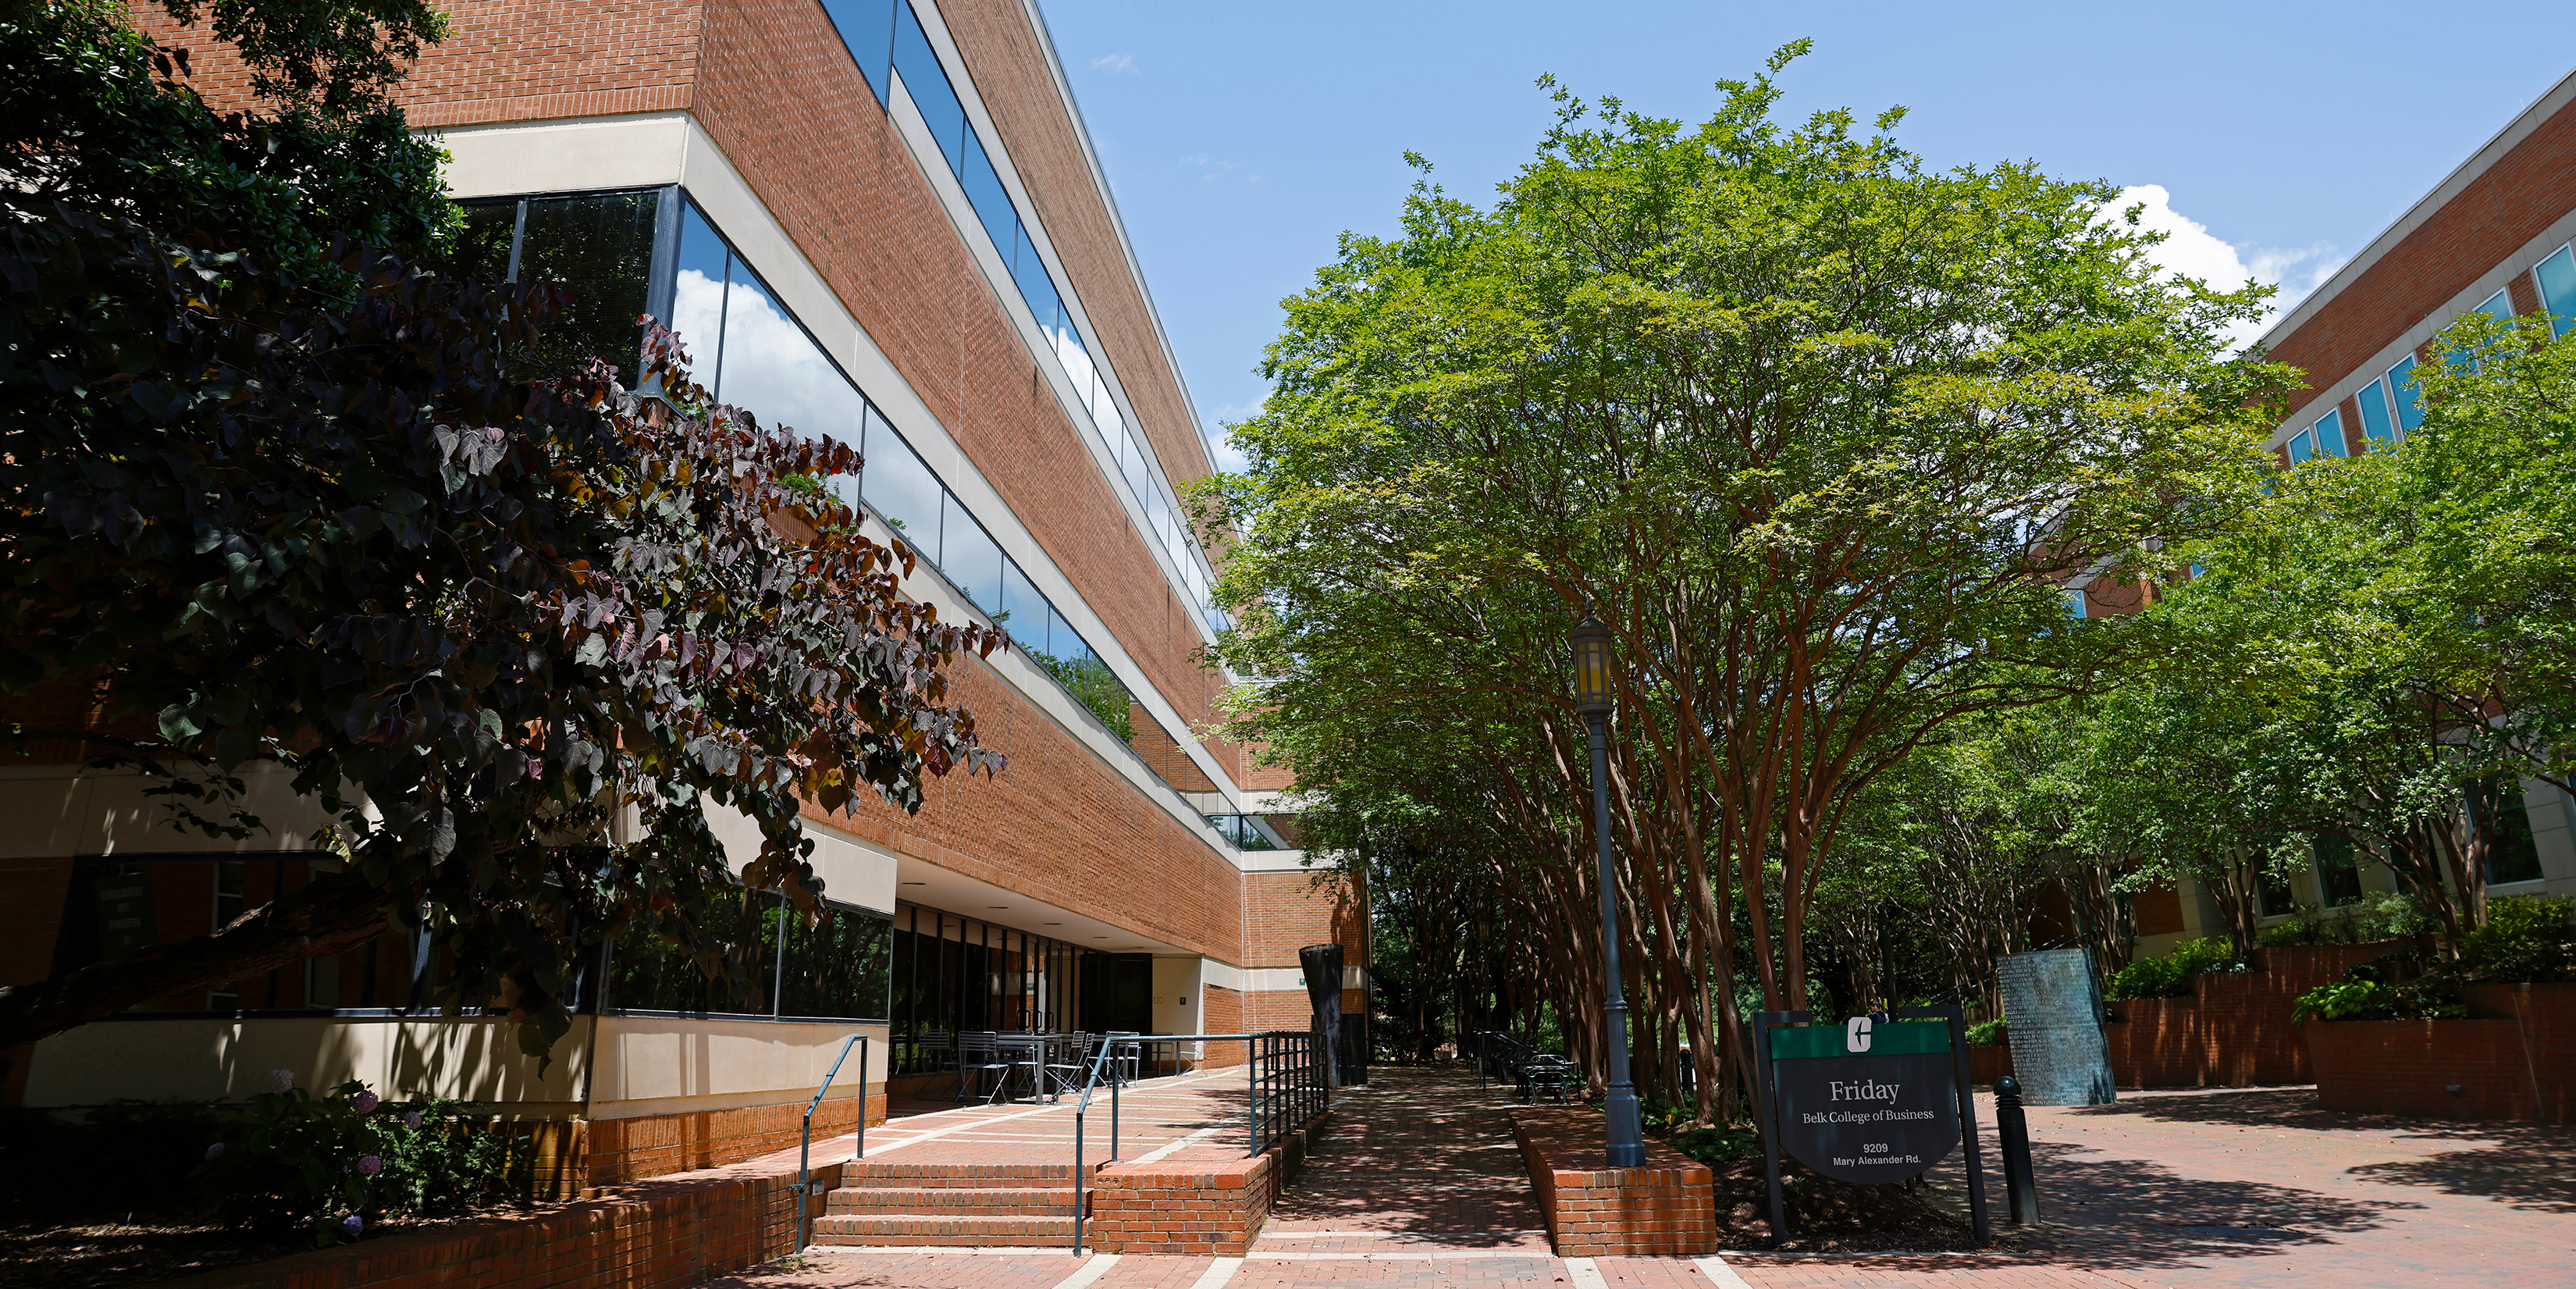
[2108,66,2576,957]
[2,0,1360,1184]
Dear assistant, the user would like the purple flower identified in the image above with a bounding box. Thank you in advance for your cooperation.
[351,1091,380,1113]
[403,1111,424,1131]
[204,1142,226,1162]
[341,1215,364,1237]
[267,1069,295,1094]
[358,1155,382,1176]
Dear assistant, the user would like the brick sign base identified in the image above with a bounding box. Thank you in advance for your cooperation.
[1510,1107,1717,1256]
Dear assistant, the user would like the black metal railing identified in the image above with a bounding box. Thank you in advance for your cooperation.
[1247,1030,1329,1158]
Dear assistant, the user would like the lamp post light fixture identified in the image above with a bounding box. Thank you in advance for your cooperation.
[1568,614,1645,1167]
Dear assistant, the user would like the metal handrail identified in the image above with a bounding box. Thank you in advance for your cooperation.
[1070,1030,1140,1255]
[796,1034,868,1252]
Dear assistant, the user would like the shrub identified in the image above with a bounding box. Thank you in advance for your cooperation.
[195,1074,528,1245]
[2292,978,2468,1024]
[2261,892,2437,946]
[1668,1124,1759,1166]
[1965,1018,2008,1047]
[2458,895,2576,983]
[2105,938,2246,999]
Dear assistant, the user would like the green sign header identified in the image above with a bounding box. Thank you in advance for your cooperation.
[1767,1018,1952,1060]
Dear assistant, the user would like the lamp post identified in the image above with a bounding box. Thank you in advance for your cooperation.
[1569,615,1645,1167]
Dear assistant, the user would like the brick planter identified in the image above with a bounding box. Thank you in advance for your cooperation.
[1509,1107,1717,1256]
[162,1144,831,1288]
[2100,942,2395,1088]
[2307,982,2576,1123]
[1083,1110,1331,1255]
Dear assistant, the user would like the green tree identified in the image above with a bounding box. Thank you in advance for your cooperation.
[1206,46,2282,1116]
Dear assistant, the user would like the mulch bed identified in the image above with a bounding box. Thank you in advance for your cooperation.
[1708,1155,2037,1254]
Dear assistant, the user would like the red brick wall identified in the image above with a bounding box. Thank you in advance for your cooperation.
[2266,96,2576,404]
[2308,985,2574,1123]
[2101,942,2391,1088]
[1511,1107,1717,1256]
[1084,1111,1328,1255]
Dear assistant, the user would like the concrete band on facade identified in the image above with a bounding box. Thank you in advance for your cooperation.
[2,0,1364,1188]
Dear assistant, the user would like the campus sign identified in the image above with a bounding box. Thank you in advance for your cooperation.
[1749,1006,1991,1246]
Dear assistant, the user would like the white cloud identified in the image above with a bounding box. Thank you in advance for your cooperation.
[1091,52,1134,73]
[2101,184,2347,351]
[1181,152,1258,186]
[1202,405,1258,475]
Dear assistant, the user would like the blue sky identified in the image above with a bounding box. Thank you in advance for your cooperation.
[1033,2,2576,472]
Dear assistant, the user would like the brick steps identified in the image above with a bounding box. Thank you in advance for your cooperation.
[824,1185,1076,1216]
[809,1213,1076,1244]
[813,1158,1089,1246]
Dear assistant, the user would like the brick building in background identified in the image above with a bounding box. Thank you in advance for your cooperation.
[2080,66,2576,960]
[2,0,1360,1186]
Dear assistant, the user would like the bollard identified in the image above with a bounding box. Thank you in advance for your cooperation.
[1994,1075,2039,1225]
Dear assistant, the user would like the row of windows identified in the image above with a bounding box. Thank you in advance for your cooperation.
[456,189,1193,791]
[2285,236,2576,462]
[818,0,1228,637]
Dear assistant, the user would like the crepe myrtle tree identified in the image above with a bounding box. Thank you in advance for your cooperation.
[0,209,1005,1059]
[1201,42,2286,1064]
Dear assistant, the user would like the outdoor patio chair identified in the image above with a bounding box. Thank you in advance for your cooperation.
[954,1033,1013,1103]
[1043,1033,1089,1098]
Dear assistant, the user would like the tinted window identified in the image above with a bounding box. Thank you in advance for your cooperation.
[817,0,895,104]
[893,2,965,171]
[2536,244,2576,339]
[1000,561,1044,653]
[671,201,732,386]
[514,192,658,383]
[960,133,1019,255]
[2310,408,2347,458]
[712,260,863,443]
[1015,226,1062,334]
[2387,356,2425,433]
[939,493,1004,614]
[454,200,517,284]
[861,417,945,557]
[2354,378,2396,448]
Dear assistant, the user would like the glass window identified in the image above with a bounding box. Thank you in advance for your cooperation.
[2065,586,2087,619]
[672,201,732,386]
[2478,780,2545,885]
[893,2,966,172]
[1123,434,1155,508]
[2386,356,2425,433]
[776,901,892,1020]
[2475,288,2517,324]
[938,493,1003,614]
[960,132,1019,256]
[710,258,863,442]
[514,192,659,383]
[1000,560,1044,653]
[607,885,774,1014]
[2284,427,2314,465]
[1015,226,1062,335]
[2354,378,2396,449]
[2310,408,2348,458]
[1044,604,1083,664]
[817,0,895,105]
[860,416,945,559]
[2314,835,2363,906]
[454,200,518,283]
[2536,243,2576,339]
[1144,486,1175,556]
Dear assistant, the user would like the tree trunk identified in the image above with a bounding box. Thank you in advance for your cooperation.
[0,871,388,1050]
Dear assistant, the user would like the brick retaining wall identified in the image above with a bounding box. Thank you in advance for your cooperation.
[1510,1107,1717,1257]
[2100,943,2393,1088]
[1082,1110,1329,1254]
[2308,982,2575,1123]
[162,1138,835,1288]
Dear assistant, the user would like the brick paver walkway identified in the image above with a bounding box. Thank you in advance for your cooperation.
[715,1071,2576,1289]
